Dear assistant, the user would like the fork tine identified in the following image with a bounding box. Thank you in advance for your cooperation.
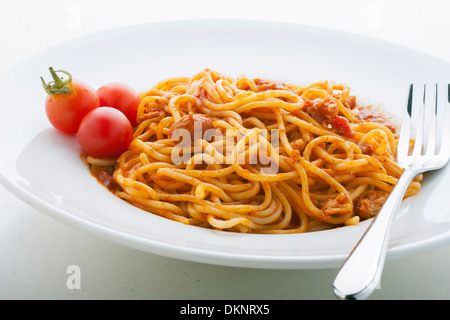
[438,82,450,157]
[425,83,438,156]
[397,83,413,159]
[411,83,426,156]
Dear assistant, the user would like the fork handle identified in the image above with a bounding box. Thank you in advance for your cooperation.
[333,169,418,300]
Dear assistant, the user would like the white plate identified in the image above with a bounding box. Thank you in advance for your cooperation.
[1,20,450,269]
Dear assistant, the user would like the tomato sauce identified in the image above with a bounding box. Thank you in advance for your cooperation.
[357,105,397,133]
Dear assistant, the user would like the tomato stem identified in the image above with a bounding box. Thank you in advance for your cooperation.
[41,67,73,95]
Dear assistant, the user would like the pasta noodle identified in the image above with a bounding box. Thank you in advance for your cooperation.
[85,69,422,233]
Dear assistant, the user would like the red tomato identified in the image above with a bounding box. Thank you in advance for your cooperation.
[42,68,99,134]
[78,107,133,158]
[96,82,141,126]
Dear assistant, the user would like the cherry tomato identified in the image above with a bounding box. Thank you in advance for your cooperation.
[96,82,141,126]
[41,68,99,134]
[77,107,133,158]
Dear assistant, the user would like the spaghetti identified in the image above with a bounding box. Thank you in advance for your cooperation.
[85,69,421,233]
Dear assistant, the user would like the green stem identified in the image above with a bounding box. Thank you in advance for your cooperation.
[41,67,73,95]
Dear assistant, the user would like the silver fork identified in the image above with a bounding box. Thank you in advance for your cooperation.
[333,82,450,300]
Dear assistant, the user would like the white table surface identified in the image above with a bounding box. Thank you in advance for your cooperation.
[1,0,450,300]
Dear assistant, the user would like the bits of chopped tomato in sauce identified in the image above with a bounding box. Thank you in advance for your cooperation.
[304,98,339,124]
[304,97,354,137]
[322,193,349,215]
[358,106,396,133]
[355,190,388,219]
[329,115,354,138]
[254,78,287,92]
[90,165,117,191]
[195,88,208,101]
[169,114,214,142]
[345,95,357,110]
